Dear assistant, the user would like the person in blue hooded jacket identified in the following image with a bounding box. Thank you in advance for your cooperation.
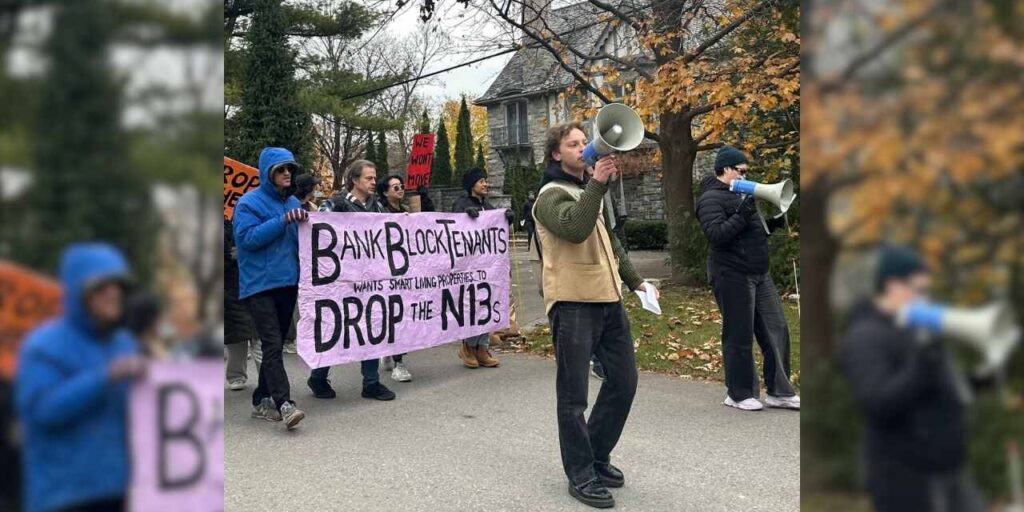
[16,242,146,512]
[232,147,309,430]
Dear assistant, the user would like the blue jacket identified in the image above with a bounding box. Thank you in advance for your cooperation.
[232,147,303,299]
[16,243,138,512]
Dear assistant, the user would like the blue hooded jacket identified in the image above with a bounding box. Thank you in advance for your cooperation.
[15,243,138,512]
[232,147,303,299]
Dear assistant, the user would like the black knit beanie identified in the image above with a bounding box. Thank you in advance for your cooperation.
[875,245,927,292]
[462,167,486,192]
[714,145,748,173]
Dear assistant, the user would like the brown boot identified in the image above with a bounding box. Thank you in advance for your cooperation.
[475,345,500,367]
[458,342,479,368]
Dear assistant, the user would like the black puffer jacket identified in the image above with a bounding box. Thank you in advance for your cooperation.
[451,194,496,214]
[696,176,770,275]
[837,302,968,472]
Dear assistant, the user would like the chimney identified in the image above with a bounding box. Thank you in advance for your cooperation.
[521,0,552,45]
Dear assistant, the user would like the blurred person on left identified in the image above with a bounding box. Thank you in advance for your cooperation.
[15,242,146,512]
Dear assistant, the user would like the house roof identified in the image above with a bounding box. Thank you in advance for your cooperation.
[476,2,611,105]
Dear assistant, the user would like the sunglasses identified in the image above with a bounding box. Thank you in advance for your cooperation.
[391,184,404,191]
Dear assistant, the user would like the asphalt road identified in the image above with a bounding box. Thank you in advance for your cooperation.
[224,248,799,511]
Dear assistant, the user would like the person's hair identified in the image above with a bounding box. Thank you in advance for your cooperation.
[545,122,587,164]
[377,174,404,200]
[344,159,376,191]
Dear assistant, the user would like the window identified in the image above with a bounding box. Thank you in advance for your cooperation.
[505,101,529,145]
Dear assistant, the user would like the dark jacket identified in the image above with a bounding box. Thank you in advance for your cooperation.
[696,176,775,275]
[328,191,387,213]
[837,302,968,472]
[522,199,536,228]
[16,243,138,512]
[223,219,256,344]
[419,192,436,212]
[382,200,409,214]
[451,194,496,214]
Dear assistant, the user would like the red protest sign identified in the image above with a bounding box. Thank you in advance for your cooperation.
[224,157,260,220]
[0,261,62,380]
[406,134,435,189]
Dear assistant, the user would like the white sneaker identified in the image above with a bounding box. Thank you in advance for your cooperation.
[765,394,800,410]
[723,396,764,411]
[391,362,412,382]
[283,342,297,354]
[381,356,395,371]
[227,379,246,391]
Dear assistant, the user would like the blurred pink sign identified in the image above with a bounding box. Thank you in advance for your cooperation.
[129,360,223,512]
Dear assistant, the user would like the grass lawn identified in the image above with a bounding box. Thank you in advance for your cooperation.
[511,284,800,387]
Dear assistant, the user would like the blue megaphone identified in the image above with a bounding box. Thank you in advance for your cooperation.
[582,104,645,166]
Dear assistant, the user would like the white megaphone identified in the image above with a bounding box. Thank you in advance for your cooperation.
[898,301,1022,370]
[582,103,645,166]
[729,178,797,213]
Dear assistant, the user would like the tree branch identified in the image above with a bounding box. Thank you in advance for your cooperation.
[682,0,774,65]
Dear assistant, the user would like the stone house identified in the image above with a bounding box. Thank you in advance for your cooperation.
[474,1,716,221]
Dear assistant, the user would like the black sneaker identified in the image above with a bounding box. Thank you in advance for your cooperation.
[568,479,615,509]
[595,462,624,488]
[361,382,396,401]
[591,360,606,380]
[307,377,336,399]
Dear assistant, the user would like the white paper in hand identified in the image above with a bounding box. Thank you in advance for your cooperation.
[634,284,661,315]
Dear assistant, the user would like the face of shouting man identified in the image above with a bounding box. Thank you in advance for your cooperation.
[552,128,589,175]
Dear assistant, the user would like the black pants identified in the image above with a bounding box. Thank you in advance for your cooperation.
[525,224,535,251]
[246,286,298,409]
[711,270,796,401]
[550,301,638,486]
[55,497,124,512]
[866,454,984,512]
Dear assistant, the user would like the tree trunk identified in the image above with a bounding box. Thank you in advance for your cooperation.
[659,110,698,282]
[800,177,838,360]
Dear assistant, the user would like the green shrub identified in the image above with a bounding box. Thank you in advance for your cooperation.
[624,220,667,250]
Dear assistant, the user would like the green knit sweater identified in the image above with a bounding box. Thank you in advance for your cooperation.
[533,179,644,291]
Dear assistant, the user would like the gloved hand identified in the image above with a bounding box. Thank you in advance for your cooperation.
[766,212,788,232]
[504,208,515,224]
[738,196,757,217]
[284,208,309,223]
[465,206,481,219]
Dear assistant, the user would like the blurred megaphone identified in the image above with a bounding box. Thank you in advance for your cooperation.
[730,179,796,213]
[582,103,645,166]
[898,301,1022,370]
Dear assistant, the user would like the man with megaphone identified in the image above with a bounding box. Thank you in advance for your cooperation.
[532,121,657,509]
[696,145,799,411]
[837,245,985,512]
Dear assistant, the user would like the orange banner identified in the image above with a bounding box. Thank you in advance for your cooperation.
[224,157,260,220]
[0,261,62,380]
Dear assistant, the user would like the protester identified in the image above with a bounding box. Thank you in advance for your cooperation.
[376,175,413,382]
[532,123,657,508]
[124,291,168,358]
[224,217,261,391]
[307,160,397,401]
[451,167,511,369]
[282,173,321,356]
[837,246,984,512]
[16,242,145,512]
[416,185,436,212]
[695,145,800,411]
[233,147,308,430]
[522,191,536,250]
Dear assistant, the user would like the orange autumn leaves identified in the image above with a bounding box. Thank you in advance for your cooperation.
[805,1,1024,302]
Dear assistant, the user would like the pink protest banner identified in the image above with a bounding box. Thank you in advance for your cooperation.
[297,209,511,369]
[129,360,223,512]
